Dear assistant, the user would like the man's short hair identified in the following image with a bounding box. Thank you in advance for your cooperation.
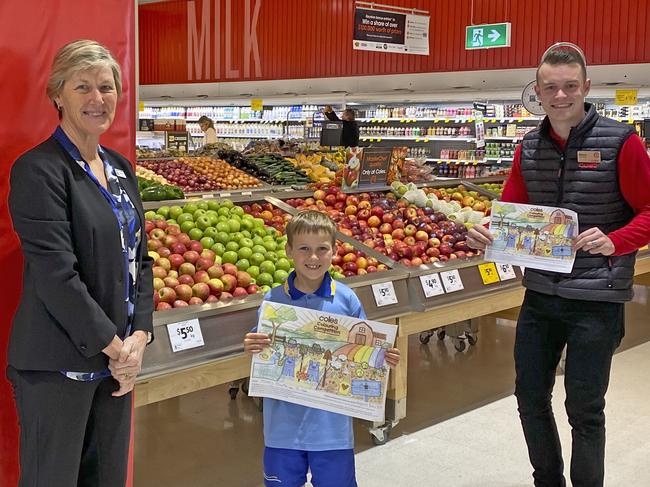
[285,210,336,247]
[536,48,587,83]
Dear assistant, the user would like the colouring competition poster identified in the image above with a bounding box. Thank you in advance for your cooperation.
[485,202,579,273]
[248,302,398,422]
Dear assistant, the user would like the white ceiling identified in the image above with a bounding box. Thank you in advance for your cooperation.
[139,63,650,106]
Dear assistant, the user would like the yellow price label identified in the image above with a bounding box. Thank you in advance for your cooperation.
[251,98,263,111]
[371,118,377,123]
[377,138,382,142]
[400,119,406,123]
[468,118,474,122]
[478,262,500,285]
[415,138,421,142]
[615,89,637,106]
[138,101,145,112]
[444,118,450,123]
[628,119,634,124]
[424,138,429,142]
[517,118,524,122]
[434,118,439,123]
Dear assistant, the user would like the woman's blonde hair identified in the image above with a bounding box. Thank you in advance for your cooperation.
[46,40,122,113]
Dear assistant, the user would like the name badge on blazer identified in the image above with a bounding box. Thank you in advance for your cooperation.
[577,151,601,169]
[115,169,127,178]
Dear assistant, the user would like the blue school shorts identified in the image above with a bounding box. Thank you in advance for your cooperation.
[263,447,357,487]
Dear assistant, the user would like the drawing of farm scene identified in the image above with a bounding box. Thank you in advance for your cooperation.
[489,202,577,260]
[252,303,395,405]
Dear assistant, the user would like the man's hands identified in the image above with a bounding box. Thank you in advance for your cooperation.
[244,332,271,354]
[385,348,401,368]
[108,331,148,397]
[574,227,615,256]
[466,224,494,250]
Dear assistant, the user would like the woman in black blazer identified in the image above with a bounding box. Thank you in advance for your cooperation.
[7,40,153,487]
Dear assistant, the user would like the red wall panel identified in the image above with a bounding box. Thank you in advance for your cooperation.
[140,0,650,85]
[0,2,135,485]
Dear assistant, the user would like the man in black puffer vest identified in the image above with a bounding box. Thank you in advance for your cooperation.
[468,45,650,487]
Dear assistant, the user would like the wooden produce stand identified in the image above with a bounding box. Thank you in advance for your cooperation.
[135,179,650,445]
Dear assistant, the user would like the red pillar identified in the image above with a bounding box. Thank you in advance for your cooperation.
[0,2,136,485]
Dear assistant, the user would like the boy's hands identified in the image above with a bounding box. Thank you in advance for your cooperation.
[385,347,401,368]
[244,332,271,354]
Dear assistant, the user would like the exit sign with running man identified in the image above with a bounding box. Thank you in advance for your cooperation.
[465,23,511,50]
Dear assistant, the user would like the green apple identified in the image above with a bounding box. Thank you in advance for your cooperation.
[156,206,170,219]
[188,228,203,241]
[200,237,215,249]
[211,243,225,256]
[236,259,250,271]
[168,206,184,220]
[180,221,195,233]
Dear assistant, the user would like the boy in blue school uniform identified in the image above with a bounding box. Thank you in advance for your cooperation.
[244,210,400,487]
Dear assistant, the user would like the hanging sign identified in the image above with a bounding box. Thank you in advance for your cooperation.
[251,98,264,111]
[615,89,638,106]
[353,6,430,55]
[465,23,511,50]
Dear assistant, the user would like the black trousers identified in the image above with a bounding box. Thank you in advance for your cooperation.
[7,367,132,487]
[514,290,625,487]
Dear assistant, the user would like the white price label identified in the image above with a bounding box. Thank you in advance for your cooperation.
[220,192,231,197]
[496,263,517,281]
[167,318,205,352]
[419,273,445,298]
[371,282,398,307]
[440,270,464,293]
[242,191,252,196]
[202,193,214,199]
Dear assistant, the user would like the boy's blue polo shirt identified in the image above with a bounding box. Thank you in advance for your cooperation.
[260,271,366,451]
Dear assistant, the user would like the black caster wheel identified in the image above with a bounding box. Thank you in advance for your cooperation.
[466,334,477,346]
[437,329,446,340]
[228,387,239,400]
[453,339,466,352]
[419,332,431,344]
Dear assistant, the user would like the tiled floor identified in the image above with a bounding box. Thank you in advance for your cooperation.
[134,285,650,486]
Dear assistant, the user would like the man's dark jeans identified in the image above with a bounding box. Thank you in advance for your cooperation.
[514,290,625,487]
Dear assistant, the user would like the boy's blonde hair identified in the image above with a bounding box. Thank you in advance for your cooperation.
[285,211,336,247]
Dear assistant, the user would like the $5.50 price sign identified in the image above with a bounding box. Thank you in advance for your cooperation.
[371,282,399,307]
[440,269,464,293]
[167,318,205,352]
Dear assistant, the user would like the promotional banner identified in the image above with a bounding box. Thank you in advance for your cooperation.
[249,302,397,422]
[353,7,429,55]
[342,147,395,191]
[0,2,135,485]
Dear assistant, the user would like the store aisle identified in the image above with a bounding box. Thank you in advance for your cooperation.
[134,285,650,487]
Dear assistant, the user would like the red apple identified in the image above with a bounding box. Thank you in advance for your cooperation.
[206,294,219,303]
[194,270,210,283]
[403,236,416,246]
[147,239,162,252]
[178,274,195,286]
[344,205,358,216]
[410,257,423,266]
[183,251,200,264]
[357,208,371,221]
[325,194,337,206]
[192,282,210,301]
[391,229,405,240]
[170,243,187,255]
[158,287,176,304]
[150,228,166,240]
[173,300,189,308]
[342,261,358,273]
[246,284,259,294]
[236,271,252,288]
[426,247,441,258]
[220,274,238,292]
[415,231,429,242]
[152,266,167,279]
[188,296,204,306]
[145,221,155,234]
[220,292,233,302]
[367,216,381,228]
[153,277,165,291]
[157,247,171,258]
[163,276,179,288]
[207,278,224,296]
[188,241,203,253]
[166,225,181,236]
[178,262,196,276]
[404,224,417,236]
[222,263,238,276]
[200,249,216,261]
[428,237,441,248]
[207,265,224,279]
[174,284,193,301]
[233,287,248,298]
[154,220,168,230]
[177,233,191,245]
[156,302,172,311]
[314,189,326,200]
[343,253,357,263]
[195,257,215,271]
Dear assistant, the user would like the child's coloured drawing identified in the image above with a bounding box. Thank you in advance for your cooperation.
[484,202,579,273]
[248,302,398,422]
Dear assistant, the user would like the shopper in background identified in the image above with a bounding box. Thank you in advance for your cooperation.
[323,105,360,147]
[198,115,218,144]
[467,45,650,487]
[7,40,154,487]
[244,211,400,487]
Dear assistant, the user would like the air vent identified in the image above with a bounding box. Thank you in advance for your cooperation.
[160,95,172,99]
[330,90,347,94]
[451,86,472,90]
[603,82,621,86]
[238,93,253,97]
[196,94,209,98]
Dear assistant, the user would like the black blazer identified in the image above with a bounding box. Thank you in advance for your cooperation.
[324,111,360,147]
[8,136,154,372]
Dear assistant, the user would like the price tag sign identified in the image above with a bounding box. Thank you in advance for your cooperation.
[419,273,445,298]
[440,270,464,293]
[167,318,205,352]
[496,263,517,281]
[478,262,500,285]
[371,282,398,307]
[202,193,215,199]
[220,192,231,197]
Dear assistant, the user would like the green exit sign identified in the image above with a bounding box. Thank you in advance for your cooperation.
[466,23,511,50]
